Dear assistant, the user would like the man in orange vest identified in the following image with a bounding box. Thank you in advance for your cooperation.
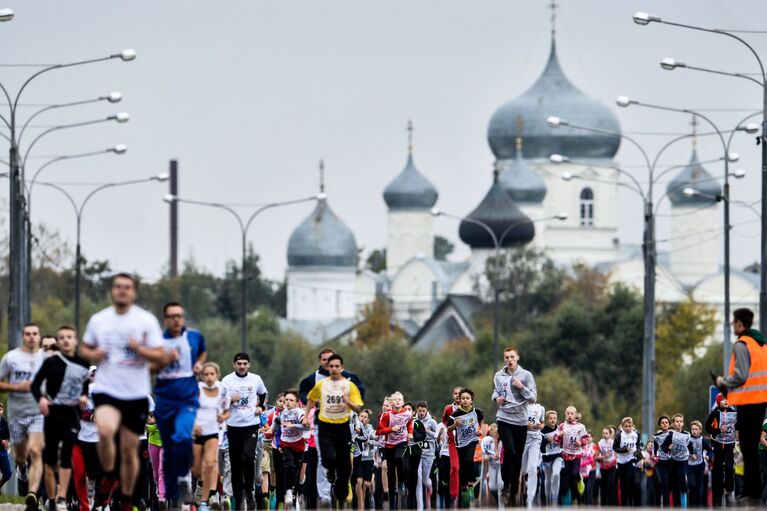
[715,307,767,503]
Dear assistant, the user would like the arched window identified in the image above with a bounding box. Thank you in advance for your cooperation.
[580,188,594,227]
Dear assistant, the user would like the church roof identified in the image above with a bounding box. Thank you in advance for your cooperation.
[667,149,722,206]
[499,143,547,203]
[287,198,357,267]
[459,171,535,249]
[383,154,438,210]
[487,40,621,161]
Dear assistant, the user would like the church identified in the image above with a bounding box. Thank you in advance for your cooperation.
[278,19,758,347]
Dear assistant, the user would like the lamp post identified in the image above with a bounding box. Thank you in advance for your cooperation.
[0,48,135,349]
[430,208,567,363]
[164,194,320,353]
[32,173,168,334]
[633,11,767,334]
[616,98,759,373]
[0,8,13,22]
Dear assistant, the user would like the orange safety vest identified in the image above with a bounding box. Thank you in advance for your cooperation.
[474,423,489,463]
[728,334,767,405]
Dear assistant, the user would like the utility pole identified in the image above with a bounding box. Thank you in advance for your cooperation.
[169,160,178,278]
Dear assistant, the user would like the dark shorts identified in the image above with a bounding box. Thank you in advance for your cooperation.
[43,406,80,468]
[93,393,149,436]
[195,433,218,446]
[353,457,374,482]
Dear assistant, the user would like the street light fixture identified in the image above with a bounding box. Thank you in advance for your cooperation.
[0,8,13,22]
[113,49,137,62]
[660,58,686,71]
[632,12,767,337]
[164,193,319,353]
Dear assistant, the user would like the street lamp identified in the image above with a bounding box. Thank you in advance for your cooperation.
[0,8,12,22]
[31,173,168,334]
[163,193,320,353]
[616,98,759,373]
[0,49,135,349]
[633,12,767,336]
[431,207,567,363]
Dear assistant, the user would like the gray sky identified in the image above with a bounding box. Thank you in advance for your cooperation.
[5,1,767,282]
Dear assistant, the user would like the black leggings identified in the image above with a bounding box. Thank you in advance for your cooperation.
[385,444,407,509]
[456,442,477,489]
[496,421,527,501]
[669,458,687,506]
[617,462,639,507]
[317,421,353,503]
[405,449,421,509]
[227,425,259,504]
[281,448,303,494]
[559,458,581,504]
[437,455,451,503]
[599,466,617,505]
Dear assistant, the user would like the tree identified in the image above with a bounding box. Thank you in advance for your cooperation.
[434,236,454,261]
[354,299,404,347]
[365,249,386,273]
[536,366,595,426]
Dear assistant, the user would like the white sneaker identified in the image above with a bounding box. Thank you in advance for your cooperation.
[55,499,67,511]
[284,490,294,505]
[194,482,204,503]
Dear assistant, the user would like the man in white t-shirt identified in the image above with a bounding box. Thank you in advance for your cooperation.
[80,273,171,511]
[0,323,44,510]
[222,352,268,511]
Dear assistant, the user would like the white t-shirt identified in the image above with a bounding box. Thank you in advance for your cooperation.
[222,372,267,428]
[82,305,164,400]
[196,382,231,436]
[0,348,44,418]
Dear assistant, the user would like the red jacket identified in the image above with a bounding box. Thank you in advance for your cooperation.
[377,408,413,448]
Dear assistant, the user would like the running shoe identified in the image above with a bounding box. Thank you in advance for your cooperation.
[178,476,193,504]
[54,498,67,511]
[208,495,221,511]
[284,490,294,505]
[24,492,38,511]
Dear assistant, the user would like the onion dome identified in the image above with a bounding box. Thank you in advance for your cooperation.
[459,170,535,249]
[383,154,438,210]
[287,198,357,267]
[499,133,547,203]
[667,149,722,206]
[487,40,621,160]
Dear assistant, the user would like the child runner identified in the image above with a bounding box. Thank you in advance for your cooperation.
[446,388,484,508]
[352,409,376,511]
[705,393,737,505]
[613,416,642,507]
[441,387,462,507]
[146,412,165,507]
[404,402,422,509]
[520,400,544,507]
[193,362,230,511]
[687,420,711,508]
[660,413,691,507]
[596,426,617,506]
[268,390,305,507]
[414,401,439,511]
[480,424,502,506]
[376,391,412,510]
[653,415,672,507]
[579,432,596,505]
[540,410,562,506]
[435,421,451,509]
[553,406,588,506]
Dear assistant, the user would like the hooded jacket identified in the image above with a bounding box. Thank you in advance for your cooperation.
[491,364,537,426]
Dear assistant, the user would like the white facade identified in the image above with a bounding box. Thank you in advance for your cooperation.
[386,210,434,275]
[287,267,356,321]
[670,205,720,287]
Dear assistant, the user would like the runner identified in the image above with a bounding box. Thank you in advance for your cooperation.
[540,410,562,506]
[40,336,57,355]
[299,349,365,508]
[660,413,691,507]
[0,404,11,494]
[267,390,305,507]
[222,353,268,511]
[80,273,167,511]
[705,393,737,505]
[0,322,45,511]
[613,416,642,507]
[440,387,461,507]
[653,415,672,507]
[595,426,617,506]
[30,325,90,511]
[193,362,231,511]
[404,402,422,510]
[435,420,451,509]
[686,420,710,508]
[303,353,364,506]
[71,367,104,511]
[520,400,545,507]
[376,391,412,510]
[480,424,502,506]
[446,388,483,508]
[553,406,588,506]
[491,346,536,506]
[154,302,207,507]
[414,401,439,511]
[352,409,376,511]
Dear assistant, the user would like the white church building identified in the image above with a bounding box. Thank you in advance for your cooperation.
[279,32,758,346]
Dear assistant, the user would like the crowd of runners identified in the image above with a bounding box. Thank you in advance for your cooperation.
[0,272,765,510]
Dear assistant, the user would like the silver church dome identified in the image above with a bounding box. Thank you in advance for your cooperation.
[287,198,358,267]
[499,138,547,203]
[383,154,438,210]
[667,149,722,206]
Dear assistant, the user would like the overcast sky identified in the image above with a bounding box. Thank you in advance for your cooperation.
[4,1,767,282]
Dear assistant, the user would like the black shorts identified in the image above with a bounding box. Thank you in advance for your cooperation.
[43,406,80,468]
[195,433,218,446]
[353,457,374,482]
[93,393,149,436]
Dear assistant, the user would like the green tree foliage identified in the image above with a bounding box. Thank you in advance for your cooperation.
[434,236,454,261]
[365,249,386,273]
